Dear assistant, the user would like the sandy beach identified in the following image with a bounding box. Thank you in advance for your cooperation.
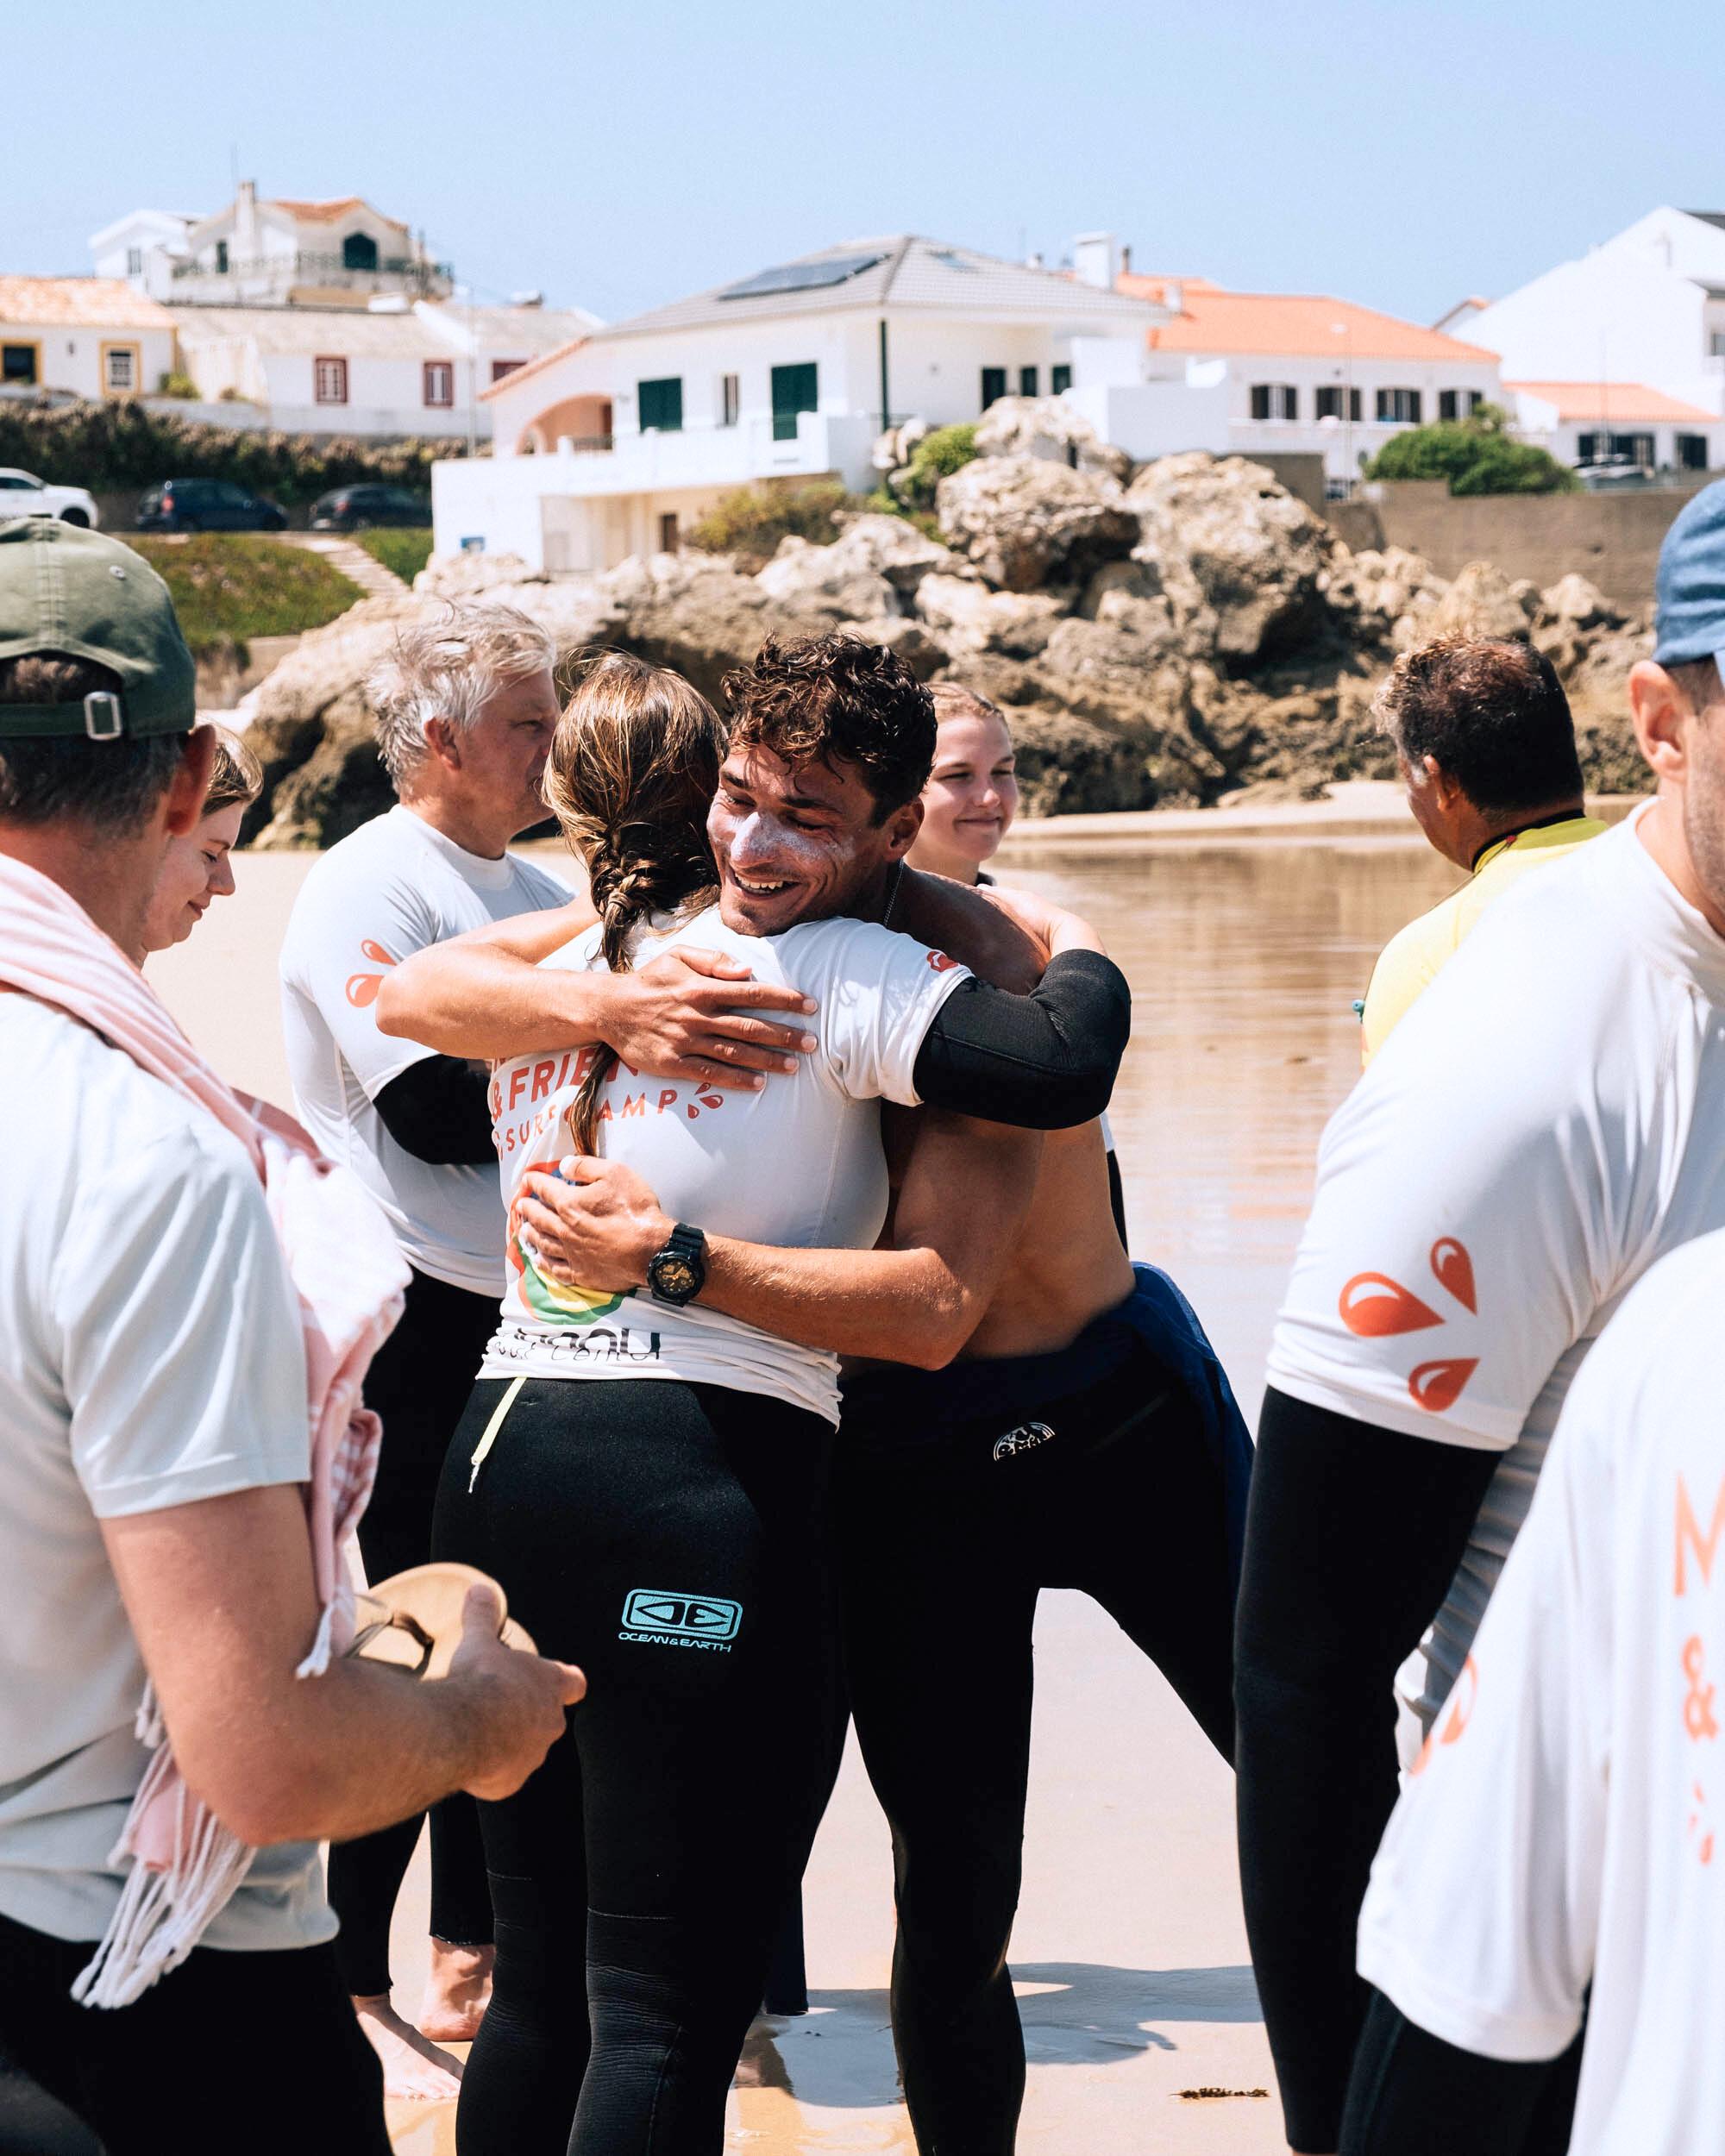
[149,827,1464,2155]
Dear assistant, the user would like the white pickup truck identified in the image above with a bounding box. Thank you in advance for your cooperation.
[0,468,101,527]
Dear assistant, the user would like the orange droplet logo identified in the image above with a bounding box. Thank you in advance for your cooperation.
[345,938,398,1010]
[1408,1357,1478,1413]
[1339,1272,1442,1337]
[1430,1238,1477,1313]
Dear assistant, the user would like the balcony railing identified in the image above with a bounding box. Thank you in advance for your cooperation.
[171,250,454,295]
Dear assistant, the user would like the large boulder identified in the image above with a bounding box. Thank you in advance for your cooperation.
[1321,545,1449,648]
[972,395,1132,483]
[936,455,1139,592]
[913,573,1067,658]
[1127,453,1335,665]
[753,514,957,619]
[1423,560,1540,646]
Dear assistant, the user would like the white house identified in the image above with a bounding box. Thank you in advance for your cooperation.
[1506,381,1725,474]
[434,235,1163,570]
[95,184,452,309]
[0,279,178,400]
[1464,209,1725,423]
[170,298,600,440]
[1089,267,1503,488]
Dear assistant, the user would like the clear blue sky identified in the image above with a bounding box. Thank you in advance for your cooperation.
[10,0,1724,327]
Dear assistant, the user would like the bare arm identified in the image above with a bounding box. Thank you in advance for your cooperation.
[515,1112,1041,1370]
[103,1486,584,1848]
[375,903,822,1087]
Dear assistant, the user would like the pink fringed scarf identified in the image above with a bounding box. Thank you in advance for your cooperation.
[0,855,408,2006]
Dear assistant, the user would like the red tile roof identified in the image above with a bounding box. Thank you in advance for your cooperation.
[265,197,409,232]
[1508,379,1721,423]
[0,278,175,330]
[1118,274,1498,363]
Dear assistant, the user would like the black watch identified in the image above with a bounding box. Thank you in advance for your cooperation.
[646,1222,707,1307]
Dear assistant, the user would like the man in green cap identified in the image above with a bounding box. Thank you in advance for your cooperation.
[0,518,582,2156]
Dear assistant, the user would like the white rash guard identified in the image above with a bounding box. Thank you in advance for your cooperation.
[1358,1229,1725,2155]
[482,904,972,1424]
[279,805,569,1295]
[1268,808,1725,1729]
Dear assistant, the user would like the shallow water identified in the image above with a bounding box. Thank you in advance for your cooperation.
[152,833,1460,2154]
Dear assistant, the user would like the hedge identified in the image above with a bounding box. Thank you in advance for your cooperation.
[0,395,476,506]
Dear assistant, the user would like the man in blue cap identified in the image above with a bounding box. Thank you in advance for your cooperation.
[1235,480,1725,2156]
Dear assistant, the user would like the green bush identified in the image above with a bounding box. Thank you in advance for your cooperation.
[155,372,200,399]
[129,535,361,657]
[354,526,435,583]
[686,480,852,567]
[892,423,979,513]
[1364,404,1578,496]
[0,395,475,506]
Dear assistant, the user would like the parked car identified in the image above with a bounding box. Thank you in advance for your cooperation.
[0,468,100,527]
[135,479,288,533]
[309,484,431,531]
[1577,458,1655,492]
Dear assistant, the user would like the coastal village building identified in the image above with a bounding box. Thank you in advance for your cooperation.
[0,279,178,401]
[1094,248,1502,492]
[1504,381,1725,475]
[85,184,600,440]
[1459,209,1725,434]
[434,235,1164,570]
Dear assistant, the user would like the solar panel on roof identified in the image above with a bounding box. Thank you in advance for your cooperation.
[716,253,886,301]
[928,249,979,272]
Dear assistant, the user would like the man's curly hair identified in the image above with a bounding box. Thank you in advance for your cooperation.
[722,633,936,823]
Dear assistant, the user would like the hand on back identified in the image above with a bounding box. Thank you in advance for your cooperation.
[611,947,819,1087]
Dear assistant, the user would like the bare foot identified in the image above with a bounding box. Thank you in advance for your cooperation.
[352,1993,465,2100]
[418,1937,494,2043]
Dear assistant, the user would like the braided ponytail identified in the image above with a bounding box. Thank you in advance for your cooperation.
[542,652,724,1156]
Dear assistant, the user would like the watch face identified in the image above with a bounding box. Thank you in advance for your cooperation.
[653,1257,699,1300]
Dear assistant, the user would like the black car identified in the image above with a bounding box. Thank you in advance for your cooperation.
[136,479,289,534]
[309,484,431,531]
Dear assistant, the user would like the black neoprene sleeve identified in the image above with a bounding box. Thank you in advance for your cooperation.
[373,1057,496,1167]
[911,950,1131,1130]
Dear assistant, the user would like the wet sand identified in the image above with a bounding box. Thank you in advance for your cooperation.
[149,831,1462,2154]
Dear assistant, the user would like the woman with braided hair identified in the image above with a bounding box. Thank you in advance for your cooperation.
[433,647,1044,2155]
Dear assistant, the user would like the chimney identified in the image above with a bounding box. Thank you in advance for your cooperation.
[1073,231,1120,291]
[1120,244,1132,275]
[235,179,259,254]
[1164,279,1184,313]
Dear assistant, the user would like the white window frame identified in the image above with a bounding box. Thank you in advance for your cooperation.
[102,344,138,393]
[719,373,740,427]
[423,360,455,409]
[314,355,349,406]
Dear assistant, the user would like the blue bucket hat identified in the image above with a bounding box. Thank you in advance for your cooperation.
[1655,479,1725,674]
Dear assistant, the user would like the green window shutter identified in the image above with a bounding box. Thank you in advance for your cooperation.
[770,362,819,442]
[1019,366,1038,397]
[1051,364,1072,396]
[981,367,1007,410]
[638,377,683,432]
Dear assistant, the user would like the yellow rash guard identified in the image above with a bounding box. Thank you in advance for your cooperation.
[1359,813,1609,1064]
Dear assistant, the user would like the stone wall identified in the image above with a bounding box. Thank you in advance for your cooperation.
[1327,476,1711,611]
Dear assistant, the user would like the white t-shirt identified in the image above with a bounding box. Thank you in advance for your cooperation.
[1358,1229,1725,2154]
[0,996,330,1951]
[279,805,569,1295]
[480,903,971,1424]
[1268,811,1725,1718]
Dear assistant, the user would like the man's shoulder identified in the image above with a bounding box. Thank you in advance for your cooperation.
[0,1001,260,1201]
[505,850,573,909]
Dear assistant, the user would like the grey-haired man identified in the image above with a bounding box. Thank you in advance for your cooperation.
[279,602,824,2090]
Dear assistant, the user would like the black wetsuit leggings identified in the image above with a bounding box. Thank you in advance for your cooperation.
[326,1266,498,1999]
[1339,1987,1585,2156]
[1234,1389,1502,2154]
[836,1339,1237,2156]
[432,1376,841,2156]
[0,1915,390,2156]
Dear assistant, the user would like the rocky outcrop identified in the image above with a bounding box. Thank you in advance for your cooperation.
[1127,453,1335,665]
[240,451,1653,843]
[971,395,1132,482]
[936,456,1139,592]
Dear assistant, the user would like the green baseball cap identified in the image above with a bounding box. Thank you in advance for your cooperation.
[0,516,196,740]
